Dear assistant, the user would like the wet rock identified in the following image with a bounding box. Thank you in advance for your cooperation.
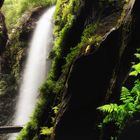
[0,0,4,9]
[51,0,140,140]
[0,12,8,55]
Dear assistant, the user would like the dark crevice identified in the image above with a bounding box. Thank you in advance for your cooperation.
[54,29,122,140]
[55,0,100,80]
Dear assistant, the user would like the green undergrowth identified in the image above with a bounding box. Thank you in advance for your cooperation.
[98,49,140,139]
[2,0,56,30]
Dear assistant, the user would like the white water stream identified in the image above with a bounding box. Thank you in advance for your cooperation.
[8,6,55,140]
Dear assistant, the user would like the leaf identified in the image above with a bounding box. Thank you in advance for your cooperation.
[129,71,138,76]
[131,80,140,95]
[52,106,59,114]
[135,53,140,59]
[129,63,140,76]
[120,87,132,103]
[136,105,140,110]
[97,104,118,113]
[127,102,135,112]
[40,127,53,136]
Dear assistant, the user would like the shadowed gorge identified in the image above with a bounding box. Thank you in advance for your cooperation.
[53,30,121,140]
[0,0,140,140]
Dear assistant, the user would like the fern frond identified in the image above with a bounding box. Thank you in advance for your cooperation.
[120,87,132,103]
[129,63,140,76]
[135,53,140,59]
[97,104,118,113]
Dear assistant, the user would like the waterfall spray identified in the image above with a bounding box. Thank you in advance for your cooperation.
[9,6,55,140]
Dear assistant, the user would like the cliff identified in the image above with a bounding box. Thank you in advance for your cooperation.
[0,0,140,140]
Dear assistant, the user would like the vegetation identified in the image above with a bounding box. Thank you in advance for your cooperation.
[16,0,105,138]
[40,127,54,136]
[2,0,56,30]
[98,50,140,139]
[15,0,122,138]
[1,0,134,139]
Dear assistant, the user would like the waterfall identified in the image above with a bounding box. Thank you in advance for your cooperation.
[8,6,55,140]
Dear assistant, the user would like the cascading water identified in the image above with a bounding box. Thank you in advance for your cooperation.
[8,6,55,140]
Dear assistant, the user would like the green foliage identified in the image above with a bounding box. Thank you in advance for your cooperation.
[129,63,140,76]
[0,80,7,95]
[52,104,60,114]
[129,52,140,76]
[120,87,133,103]
[40,127,53,136]
[98,104,118,113]
[98,51,140,138]
[53,0,80,57]
[62,23,102,73]
[2,0,56,29]
[98,82,140,129]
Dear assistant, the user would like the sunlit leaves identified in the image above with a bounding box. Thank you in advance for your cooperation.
[120,87,133,103]
[98,104,118,113]
[40,127,53,136]
[129,53,140,76]
[129,63,140,76]
[2,0,56,29]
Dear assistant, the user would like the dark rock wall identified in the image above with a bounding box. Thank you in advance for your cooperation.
[0,0,4,9]
[0,12,7,55]
[53,31,121,140]
[118,0,140,139]
[0,0,7,56]
[51,0,140,140]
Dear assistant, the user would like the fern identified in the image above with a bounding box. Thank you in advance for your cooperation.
[98,51,140,139]
[120,87,133,103]
[129,52,140,76]
[129,63,140,76]
[135,53,140,59]
[98,104,118,113]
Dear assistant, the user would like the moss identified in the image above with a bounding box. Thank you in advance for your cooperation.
[18,20,102,139]
[0,74,16,96]
[6,30,27,80]
[0,80,7,96]
[17,0,125,139]
[117,0,134,24]
[53,0,81,57]
[2,0,56,30]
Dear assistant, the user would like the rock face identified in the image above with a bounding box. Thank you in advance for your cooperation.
[0,12,7,55]
[0,0,7,54]
[50,0,140,140]
[0,0,4,9]
[1,1,139,140]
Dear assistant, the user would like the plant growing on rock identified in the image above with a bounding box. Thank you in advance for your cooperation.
[98,50,140,139]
